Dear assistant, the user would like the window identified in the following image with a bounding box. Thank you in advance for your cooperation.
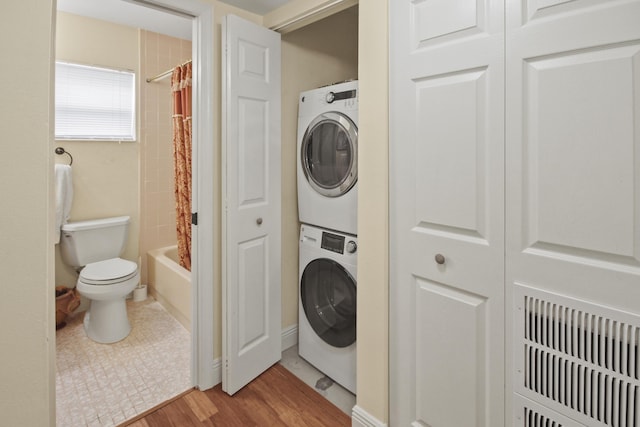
[55,62,136,141]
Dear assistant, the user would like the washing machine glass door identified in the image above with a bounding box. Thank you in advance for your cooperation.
[301,112,357,198]
[301,258,356,348]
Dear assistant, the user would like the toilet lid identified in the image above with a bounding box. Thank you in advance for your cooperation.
[80,258,138,285]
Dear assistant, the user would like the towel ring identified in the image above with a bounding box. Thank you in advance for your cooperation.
[55,147,73,165]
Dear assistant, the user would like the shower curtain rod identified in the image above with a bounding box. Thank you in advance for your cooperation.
[146,59,192,83]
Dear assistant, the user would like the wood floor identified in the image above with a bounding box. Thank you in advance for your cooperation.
[120,364,351,427]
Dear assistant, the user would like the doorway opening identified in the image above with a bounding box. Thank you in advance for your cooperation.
[53,0,214,424]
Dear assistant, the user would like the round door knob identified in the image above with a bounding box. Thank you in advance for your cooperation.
[435,254,445,265]
[346,241,357,254]
[256,218,263,225]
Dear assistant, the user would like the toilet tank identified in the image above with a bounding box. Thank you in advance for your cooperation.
[60,216,130,267]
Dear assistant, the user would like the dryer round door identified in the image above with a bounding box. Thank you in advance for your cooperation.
[301,112,358,198]
[301,258,356,348]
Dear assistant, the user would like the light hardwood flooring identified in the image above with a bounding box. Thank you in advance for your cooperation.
[120,363,351,427]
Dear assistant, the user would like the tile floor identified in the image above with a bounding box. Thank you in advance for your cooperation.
[55,298,191,427]
[56,298,355,426]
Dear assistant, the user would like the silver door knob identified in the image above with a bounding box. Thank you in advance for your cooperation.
[435,254,445,265]
[256,218,263,225]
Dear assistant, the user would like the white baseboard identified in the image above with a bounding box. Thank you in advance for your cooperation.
[351,405,387,427]
[281,324,298,351]
[208,325,299,387]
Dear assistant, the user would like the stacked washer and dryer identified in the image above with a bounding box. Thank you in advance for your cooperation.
[297,80,358,394]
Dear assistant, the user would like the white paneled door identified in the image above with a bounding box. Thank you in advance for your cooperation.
[506,0,640,321]
[391,0,640,425]
[390,1,505,426]
[222,14,281,396]
[506,0,640,424]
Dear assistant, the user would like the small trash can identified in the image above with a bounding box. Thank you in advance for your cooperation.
[55,286,80,330]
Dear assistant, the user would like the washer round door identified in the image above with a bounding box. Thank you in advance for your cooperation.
[301,112,358,198]
[301,258,356,348]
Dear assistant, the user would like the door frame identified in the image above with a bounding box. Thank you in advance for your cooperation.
[188,1,216,390]
[50,0,217,393]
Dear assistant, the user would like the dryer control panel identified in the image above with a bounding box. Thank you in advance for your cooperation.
[298,80,359,118]
[325,89,357,104]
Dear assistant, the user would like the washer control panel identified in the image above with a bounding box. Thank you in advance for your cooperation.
[321,231,345,254]
[319,231,358,255]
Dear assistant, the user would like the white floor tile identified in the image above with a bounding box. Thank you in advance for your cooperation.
[55,298,190,427]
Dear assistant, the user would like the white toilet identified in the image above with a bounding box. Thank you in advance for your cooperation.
[59,216,140,344]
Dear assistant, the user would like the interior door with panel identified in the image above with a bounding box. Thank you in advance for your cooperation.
[506,0,640,424]
[389,1,505,425]
[222,14,281,396]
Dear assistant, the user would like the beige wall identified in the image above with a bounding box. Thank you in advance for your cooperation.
[280,6,358,329]
[139,30,192,285]
[357,1,389,422]
[54,12,140,287]
[0,0,56,425]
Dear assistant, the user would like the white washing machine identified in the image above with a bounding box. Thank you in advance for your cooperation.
[297,80,358,236]
[298,224,357,394]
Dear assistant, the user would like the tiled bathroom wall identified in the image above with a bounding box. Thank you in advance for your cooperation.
[139,30,192,284]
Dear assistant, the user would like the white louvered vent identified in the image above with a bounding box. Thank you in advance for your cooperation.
[515,394,584,427]
[514,284,640,427]
[524,406,563,427]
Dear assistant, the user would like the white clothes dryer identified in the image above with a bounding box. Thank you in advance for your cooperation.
[298,224,357,394]
[297,81,358,236]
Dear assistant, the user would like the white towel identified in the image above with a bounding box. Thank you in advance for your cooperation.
[55,164,73,244]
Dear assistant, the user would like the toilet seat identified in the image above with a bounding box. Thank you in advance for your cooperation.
[80,258,138,285]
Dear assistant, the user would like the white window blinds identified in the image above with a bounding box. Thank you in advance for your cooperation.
[55,62,136,141]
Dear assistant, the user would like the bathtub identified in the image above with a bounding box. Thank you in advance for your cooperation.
[147,245,191,332]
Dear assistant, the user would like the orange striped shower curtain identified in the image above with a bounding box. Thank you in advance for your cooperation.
[171,62,192,271]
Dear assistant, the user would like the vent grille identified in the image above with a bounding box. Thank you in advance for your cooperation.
[515,284,640,427]
[524,406,563,427]
[524,298,640,380]
[515,394,584,427]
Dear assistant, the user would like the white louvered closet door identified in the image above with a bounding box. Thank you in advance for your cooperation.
[506,0,640,425]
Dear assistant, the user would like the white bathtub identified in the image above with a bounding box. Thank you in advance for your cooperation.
[147,245,191,332]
